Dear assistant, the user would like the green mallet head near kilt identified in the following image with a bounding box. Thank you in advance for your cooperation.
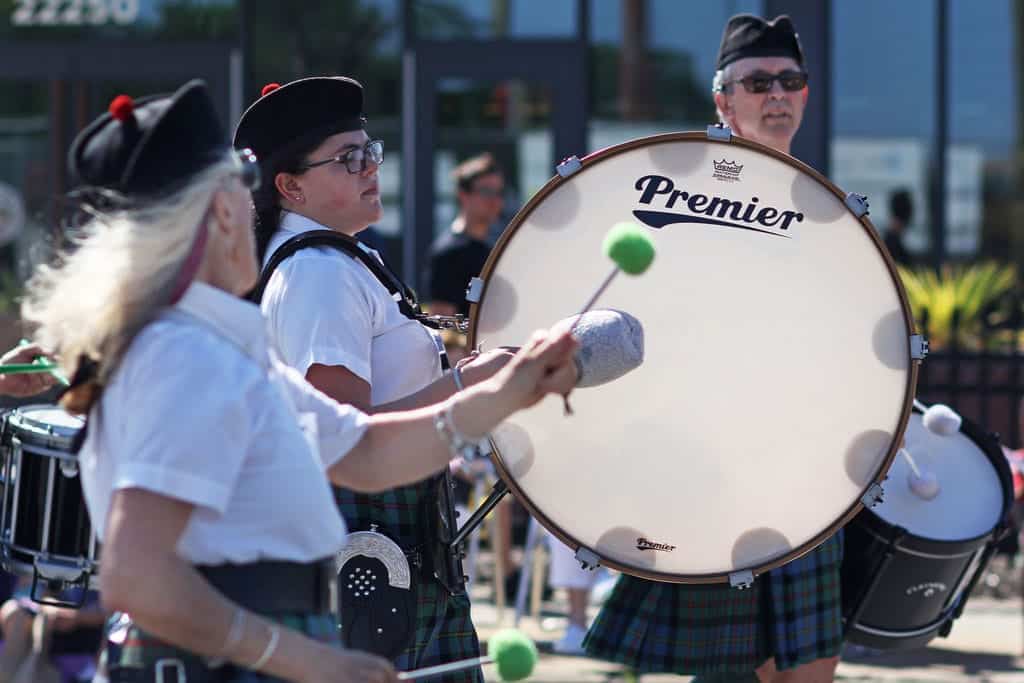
[487,629,538,681]
[603,222,655,275]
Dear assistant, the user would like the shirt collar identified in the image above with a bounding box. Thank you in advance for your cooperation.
[174,281,270,366]
[280,210,329,237]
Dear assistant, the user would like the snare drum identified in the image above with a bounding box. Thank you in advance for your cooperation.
[468,129,923,584]
[0,405,98,602]
[842,402,1013,649]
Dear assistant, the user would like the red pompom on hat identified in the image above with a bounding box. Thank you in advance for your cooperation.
[108,94,135,122]
[261,83,281,97]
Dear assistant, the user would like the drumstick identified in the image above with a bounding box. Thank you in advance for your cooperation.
[563,222,655,414]
[398,629,537,681]
[569,222,656,334]
[0,360,69,386]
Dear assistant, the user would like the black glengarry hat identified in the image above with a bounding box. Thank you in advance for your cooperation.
[232,76,365,165]
[716,14,804,70]
[68,79,227,198]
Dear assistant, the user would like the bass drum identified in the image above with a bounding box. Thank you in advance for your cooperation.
[468,129,922,584]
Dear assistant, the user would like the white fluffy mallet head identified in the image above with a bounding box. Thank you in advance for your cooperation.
[551,309,644,388]
[907,469,941,500]
[922,404,962,436]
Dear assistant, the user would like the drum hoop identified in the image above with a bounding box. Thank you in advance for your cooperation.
[4,404,82,450]
[469,131,921,583]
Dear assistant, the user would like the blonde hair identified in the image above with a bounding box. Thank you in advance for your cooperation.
[21,153,241,413]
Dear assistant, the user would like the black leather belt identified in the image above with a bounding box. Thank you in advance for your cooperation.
[197,559,332,616]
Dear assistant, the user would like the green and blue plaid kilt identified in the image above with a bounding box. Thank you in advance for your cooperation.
[102,612,338,682]
[584,532,843,676]
[337,479,482,681]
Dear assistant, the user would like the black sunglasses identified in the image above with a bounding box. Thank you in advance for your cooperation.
[299,140,384,174]
[233,147,261,190]
[722,70,808,94]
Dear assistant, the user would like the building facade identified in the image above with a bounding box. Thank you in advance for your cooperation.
[1,0,1020,290]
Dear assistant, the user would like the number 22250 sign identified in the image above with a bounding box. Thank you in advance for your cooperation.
[12,0,140,26]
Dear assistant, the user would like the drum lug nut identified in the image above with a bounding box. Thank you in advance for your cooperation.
[574,546,601,571]
[465,277,484,304]
[844,192,870,217]
[556,156,582,178]
[910,335,929,360]
[706,123,733,141]
[729,570,755,590]
[861,482,885,508]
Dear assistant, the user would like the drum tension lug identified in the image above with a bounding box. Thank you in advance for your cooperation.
[844,192,870,217]
[729,570,755,590]
[706,123,733,141]
[910,335,929,360]
[574,546,601,571]
[861,482,885,508]
[556,156,582,178]
[465,277,484,304]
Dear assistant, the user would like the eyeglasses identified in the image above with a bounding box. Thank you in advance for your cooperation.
[233,147,261,190]
[299,139,384,174]
[470,186,503,199]
[721,70,808,94]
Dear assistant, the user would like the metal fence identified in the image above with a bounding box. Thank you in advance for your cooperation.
[915,306,1024,449]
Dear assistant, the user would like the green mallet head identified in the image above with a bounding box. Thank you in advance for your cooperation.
[488,629,538,681]
[603,222,655,275]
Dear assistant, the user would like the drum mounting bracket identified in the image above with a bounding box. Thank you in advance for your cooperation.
[556,156,582,178]
[861,483,885,508]
[574,546,601,571]
[706,124,733,141]
[729,569,755,590]
[844,192,870,217]
[910,335,929,360]
[465,277,484,304]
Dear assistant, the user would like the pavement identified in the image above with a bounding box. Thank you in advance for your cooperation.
[466,572,1024,682]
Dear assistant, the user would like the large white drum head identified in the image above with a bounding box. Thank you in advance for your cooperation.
[875,413,1003,542]
[472,133,917,582]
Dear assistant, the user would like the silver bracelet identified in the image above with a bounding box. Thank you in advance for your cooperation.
[251,623,280,672]
[434,399,486,460]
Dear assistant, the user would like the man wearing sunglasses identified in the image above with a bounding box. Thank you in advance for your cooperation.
[585,14,842,683]
[712,14,809,157]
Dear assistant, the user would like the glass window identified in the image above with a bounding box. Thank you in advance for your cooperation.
[948,0,1019,264]
[588,0,762,151]
[2,0,239,41]
[412,0,577,39]
[830,0,936,262]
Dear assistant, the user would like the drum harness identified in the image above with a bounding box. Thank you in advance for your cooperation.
[252,231,491,657]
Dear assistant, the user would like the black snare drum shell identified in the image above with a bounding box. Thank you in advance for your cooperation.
[842,511,984,649]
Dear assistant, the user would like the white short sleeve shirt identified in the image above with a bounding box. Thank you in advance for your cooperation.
[262,212,444,405]
[78,282,370,565]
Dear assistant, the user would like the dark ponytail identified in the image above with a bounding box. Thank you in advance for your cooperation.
[250,135,329,263]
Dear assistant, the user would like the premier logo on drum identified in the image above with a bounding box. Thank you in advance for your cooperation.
[632,174,803,239]
[712,159,743,182]
[636,537,676,552]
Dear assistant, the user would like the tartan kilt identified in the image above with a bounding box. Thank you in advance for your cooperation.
[101,611,339,682]
[584,533,843,675]
[394,578,483,682]
[337,477,482,681]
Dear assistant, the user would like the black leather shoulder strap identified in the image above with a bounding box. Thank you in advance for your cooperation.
[249,230,421,321]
